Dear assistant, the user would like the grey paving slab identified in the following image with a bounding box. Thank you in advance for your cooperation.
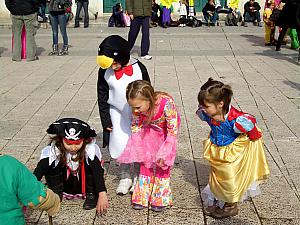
[1,24,300,224]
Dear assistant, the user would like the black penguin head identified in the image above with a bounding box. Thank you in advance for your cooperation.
[96,35,130,69]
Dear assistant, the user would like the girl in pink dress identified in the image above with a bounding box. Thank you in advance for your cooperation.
[118,80,180,212]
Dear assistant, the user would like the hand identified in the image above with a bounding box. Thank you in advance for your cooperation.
[129,14,134,20]
[106,127,113,131]
[157,158,165,168]
[96,192,109,216]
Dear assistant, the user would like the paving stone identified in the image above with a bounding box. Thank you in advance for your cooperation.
[148,208,204,225]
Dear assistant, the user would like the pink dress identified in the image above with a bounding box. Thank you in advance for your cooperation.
[117,94,180,169]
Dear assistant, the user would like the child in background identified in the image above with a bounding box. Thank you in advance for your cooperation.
[196,78,270,219]
[178,0,188,27]
[34,118,108,215]
[263,0,276,46]
[118,80,180,212]
[97,35,150,195]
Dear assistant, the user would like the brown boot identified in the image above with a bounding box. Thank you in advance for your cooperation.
[203,205,218,216]
[210,202,238,219]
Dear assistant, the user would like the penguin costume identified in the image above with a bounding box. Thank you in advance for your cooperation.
[97,35,150,158]
[97,35,150,195]
[33,118,108,212]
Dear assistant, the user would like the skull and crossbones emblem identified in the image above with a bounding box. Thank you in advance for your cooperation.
[65,128,81,140]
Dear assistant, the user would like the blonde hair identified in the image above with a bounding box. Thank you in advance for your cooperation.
[198,78,233,114]
[126,80,169,124]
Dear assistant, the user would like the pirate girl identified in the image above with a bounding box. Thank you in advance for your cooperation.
[33,118,108,215]
[97,35,150,195]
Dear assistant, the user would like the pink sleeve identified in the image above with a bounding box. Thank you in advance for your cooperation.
[156,97,180,169]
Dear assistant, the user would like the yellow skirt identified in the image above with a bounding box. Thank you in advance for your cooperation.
[203,134,270,203]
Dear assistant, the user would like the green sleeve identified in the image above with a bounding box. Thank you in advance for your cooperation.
[16,160,47,207]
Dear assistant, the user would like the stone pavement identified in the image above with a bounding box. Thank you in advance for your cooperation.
[0,23,300,225]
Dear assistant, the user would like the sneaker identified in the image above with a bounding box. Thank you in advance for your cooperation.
[116,178,132,195]
[243,22,248,27]
[132,203,146,210]
[151,205,166,212]
[210,202,238,219]
[141,55,152,60]
[258,22,262,27]
[83,193,98,210]
[129,176,137,194]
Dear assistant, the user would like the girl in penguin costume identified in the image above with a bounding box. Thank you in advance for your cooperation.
[97,35,150,195]
[33,118,109,216]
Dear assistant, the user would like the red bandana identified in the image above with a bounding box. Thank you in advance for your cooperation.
[114,65,133,80]
[63,138,84,145]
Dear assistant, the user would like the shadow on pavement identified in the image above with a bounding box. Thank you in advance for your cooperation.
[241,34,300,65]
[0,47,8,56]
[282,80,300,92]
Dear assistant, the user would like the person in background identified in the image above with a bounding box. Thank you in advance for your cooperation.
[112,3,125,27]
[225,0,242,26]
[263,0,276,46]
[48,0,71,56]
[178,0,188,27]
[74,0,89,28]
[126,0,152,60]
[5,0,39,61]
[243,0,262,27]
[151,0,160,27]
[202,0,218,26]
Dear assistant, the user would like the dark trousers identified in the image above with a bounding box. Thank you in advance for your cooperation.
[244,11,261,22]
[128,16,150,56]
[75,1,89,27]
[203,12,218,24]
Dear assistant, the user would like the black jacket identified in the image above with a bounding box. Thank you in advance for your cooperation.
[97,60,150,148]
[5,0,39,16]
[244,1,261,14]
[277,0,300,28]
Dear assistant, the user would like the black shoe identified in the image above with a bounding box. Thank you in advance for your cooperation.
[83,193,98,210]
[74,25,79,28]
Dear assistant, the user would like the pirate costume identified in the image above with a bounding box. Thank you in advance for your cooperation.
[33,118,106,210]
[97,35,150,195]
[0,154,60,225]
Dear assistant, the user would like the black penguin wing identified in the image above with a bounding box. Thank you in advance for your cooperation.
[137,61,151,83]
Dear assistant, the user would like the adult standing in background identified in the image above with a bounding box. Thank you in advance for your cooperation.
[48,0,71,56]
[74,0,89,28]
[5,0,39,61]
[126,0,152,60]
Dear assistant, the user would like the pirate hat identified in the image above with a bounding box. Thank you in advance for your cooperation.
[47,118,97,143]
[96,35,130,69]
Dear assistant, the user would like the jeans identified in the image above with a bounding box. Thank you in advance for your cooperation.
[128,16,150,56]
[11,13,38,61]
[244,11,261,22]
[49,14,68,47]
[203,12,218,24]
[75,1,89,27]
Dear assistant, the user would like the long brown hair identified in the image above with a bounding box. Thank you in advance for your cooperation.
[126,80,169,124]
[50,136,92,164]
[198,78,233,114]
